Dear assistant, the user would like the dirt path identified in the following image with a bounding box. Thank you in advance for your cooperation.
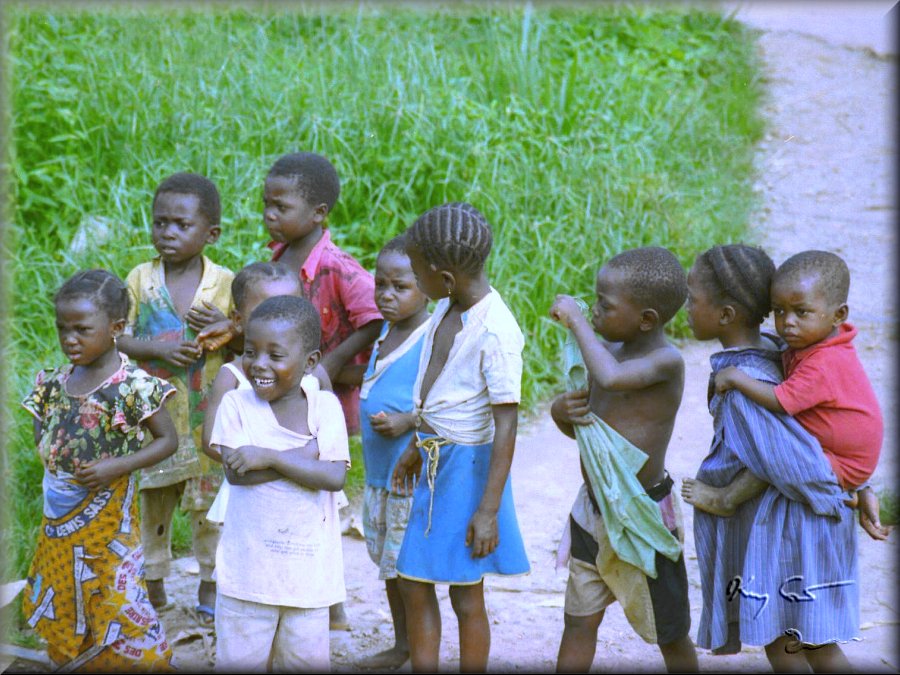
[14,6,896,674]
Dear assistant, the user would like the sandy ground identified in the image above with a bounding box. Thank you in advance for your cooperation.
[6,4,898,673]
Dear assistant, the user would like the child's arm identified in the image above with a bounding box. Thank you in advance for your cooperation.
[369,411,417,438]
[319,320,382,383]
[221,440,346,492]
[858,486,892,540]
[118,335,203,368]
[550,295,677,390]
[216,439,317,486]
[74,408,178,490]
[333,363,367,387]
[392,437,423,495]
[467,403,518,558]
[201,367,239,462]
[549,389,592,439]
[714,366,786,413]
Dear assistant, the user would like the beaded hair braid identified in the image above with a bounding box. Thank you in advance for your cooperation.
[153,172,221,226]
[248,295,321,354]
[695,244,775,326]
[407,202,493,275]
[775,250,850,306]
[55,269,130,321]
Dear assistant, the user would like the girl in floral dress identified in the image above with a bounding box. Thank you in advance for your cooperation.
[21,270,178,672]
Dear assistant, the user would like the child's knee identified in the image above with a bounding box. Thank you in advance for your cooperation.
[562,610,604,635]
[448,584,485,620]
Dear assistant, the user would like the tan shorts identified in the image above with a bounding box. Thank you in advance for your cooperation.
[362,485,412,581]
[215,593,329,672]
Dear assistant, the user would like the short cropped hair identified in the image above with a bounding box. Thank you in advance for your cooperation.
[267,152,341,212]
[154,172,221,226]
[604,247,687,325]
[55,269,130,321]
[694,244,775,326]
[248,295,321,353]
[406,202,493,274]
[231,262,297,311]
[775,250,850,305]
[377,234,409,260]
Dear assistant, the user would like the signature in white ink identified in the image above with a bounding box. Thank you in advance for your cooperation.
[726,576,770,619]
[778,575,856,603]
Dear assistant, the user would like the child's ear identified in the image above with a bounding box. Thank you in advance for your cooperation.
[305,349,322,373]
[833,303,849,325]
[206,225,221,245]
[313,203,329,224]
[639,308,660,332]
[110,318,127,338]
[719,304,737,326]
[231,309,244,335]
[440,270,456,298]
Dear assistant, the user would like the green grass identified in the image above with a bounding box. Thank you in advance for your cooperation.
[3,4,764,582]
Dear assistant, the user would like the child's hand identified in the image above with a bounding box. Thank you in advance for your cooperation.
[858,487,892,541]
[550,389,592,426]
[714,367,740,394]
[391,443,422,496]
[549,295,582,328]
[466,509,499,558]
[197,319,236,352]
[224,445,274,476]
[74,457,123,490]
[370,411,416,438]
[186,301,228,333]
[157,340,203,367]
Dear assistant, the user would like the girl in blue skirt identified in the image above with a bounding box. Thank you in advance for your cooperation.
[393,202,530,672]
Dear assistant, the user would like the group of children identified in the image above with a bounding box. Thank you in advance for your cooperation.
[20,150,888,673]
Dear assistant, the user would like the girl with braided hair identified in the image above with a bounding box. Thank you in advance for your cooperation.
[681,244,884,672]
[391,202,530,672]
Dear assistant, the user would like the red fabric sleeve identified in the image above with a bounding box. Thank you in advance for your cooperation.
[773,355,834,416]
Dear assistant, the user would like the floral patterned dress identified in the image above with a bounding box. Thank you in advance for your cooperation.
[21,354,176,671]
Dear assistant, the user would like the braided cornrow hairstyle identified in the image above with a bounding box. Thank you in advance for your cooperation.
[775,250,850,305]
[406,202,493,275]
[54,269,130,321]
[695,244,775,326]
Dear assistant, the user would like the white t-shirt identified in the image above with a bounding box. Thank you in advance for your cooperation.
[210,377,350,608]
[414,288,524,445]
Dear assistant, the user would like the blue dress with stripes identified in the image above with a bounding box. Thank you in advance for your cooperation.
[694,341,857,653]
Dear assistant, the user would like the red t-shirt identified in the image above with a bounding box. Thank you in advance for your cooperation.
[773,323,882,489]
[270,230,382,434]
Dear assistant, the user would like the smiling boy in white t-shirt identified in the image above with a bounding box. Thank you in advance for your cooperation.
[210,295,349,672]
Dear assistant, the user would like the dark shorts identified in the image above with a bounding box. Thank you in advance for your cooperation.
[567,474,691,645]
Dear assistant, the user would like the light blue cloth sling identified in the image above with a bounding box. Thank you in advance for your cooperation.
[563,310,681,578]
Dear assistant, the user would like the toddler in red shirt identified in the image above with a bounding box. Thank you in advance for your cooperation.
[685,250,883,516]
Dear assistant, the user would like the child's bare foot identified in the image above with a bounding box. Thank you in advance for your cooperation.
[356,645,410,670]
[681,478,737,517]
[329,601,350,631]
[196,580,216,626]
[146,579,168,610]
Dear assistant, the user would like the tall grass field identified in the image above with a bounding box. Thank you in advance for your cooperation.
[3,3,764,592]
